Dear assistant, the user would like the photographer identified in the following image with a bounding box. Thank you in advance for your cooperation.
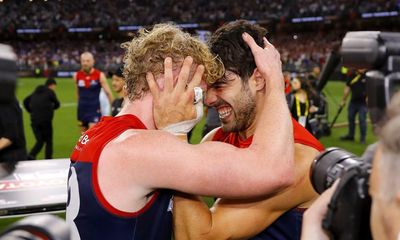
[0,44,27,164]
[301,92,400,240]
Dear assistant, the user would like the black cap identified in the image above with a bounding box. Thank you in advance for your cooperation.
[113,66,124,78]
[45,78,57,86]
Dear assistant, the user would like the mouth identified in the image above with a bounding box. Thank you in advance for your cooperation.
[217,105,233,120]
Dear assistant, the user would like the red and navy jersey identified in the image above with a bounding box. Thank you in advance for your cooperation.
[212,117,324,240]
[75,68,102,108]
[67,114,173,240]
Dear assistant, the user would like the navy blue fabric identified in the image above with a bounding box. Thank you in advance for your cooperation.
[68,162,173,240]
[250,208,304,240]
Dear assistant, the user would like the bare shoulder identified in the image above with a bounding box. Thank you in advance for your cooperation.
[201,127,221,143]
[101,129,185,161]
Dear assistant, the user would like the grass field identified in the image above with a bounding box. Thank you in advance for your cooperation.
[15,77,375,157]
[0,77,376,231]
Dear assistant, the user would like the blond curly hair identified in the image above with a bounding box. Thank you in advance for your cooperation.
[121,23,224,101]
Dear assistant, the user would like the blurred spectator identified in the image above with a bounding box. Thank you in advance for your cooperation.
[340,69,368,144]
[0,98,27,163]
[110,66,126,116]
[23,78,60,159]
[287,76,321,135]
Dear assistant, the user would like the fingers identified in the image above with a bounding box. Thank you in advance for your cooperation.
[186,64,204,91]
[164,57,173,92]
[146,72,159,99]
[263,37,273,48]
[242,32,262,53]
[176,56,194,93]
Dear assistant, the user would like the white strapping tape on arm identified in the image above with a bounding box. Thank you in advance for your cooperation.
[162,87,204,135]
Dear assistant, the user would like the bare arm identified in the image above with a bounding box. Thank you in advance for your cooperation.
[340,86,350,106]
[173,144,319,240]
[73,73,79,102]
[101,34,294,199]
[99,72,114,104]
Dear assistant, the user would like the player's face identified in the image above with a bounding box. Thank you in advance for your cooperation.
[205,70,256,132]
[80,55,94,72]
[112,75,124,93]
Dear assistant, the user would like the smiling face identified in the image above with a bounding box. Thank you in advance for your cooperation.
[205,70,256,133]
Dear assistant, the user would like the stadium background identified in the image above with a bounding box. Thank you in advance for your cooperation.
[1,0,399,233]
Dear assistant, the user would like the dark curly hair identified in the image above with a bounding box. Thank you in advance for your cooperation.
[208,20,267,84]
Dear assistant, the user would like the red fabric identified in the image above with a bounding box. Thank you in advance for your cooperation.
[75,68,101,88]
[70,114,158,217]
[212,117,324,152]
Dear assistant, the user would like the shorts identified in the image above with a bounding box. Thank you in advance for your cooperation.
[77,106,101,127]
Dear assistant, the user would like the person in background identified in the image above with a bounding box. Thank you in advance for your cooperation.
[287,76,320,134]
[340,69,368,144]
[0,98,27,163]
[23,78,60,160]
[73,52,113,132]
[110,66,126,117]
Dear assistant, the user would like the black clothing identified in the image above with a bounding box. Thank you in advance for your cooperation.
[0,99,27,162]
[346,73,367,104]
[23,85,60,123]
[111,97,123,117]
[30,121,53,159]
[23,85,59,159]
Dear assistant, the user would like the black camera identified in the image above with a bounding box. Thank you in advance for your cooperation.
[310,31,400,240]
[311,147,372,240]
[341,31,400,126]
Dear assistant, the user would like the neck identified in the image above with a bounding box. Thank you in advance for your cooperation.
[83,68,92,74]
[117,93,156,129]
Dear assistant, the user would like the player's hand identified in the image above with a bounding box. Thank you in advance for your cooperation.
[146,56,205,129]
[242,32,284,91]
[301,181,339,240]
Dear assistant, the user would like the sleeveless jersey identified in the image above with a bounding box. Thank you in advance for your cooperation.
[212,118,324,240]
[75,68,102,121]
[67,114,173,240]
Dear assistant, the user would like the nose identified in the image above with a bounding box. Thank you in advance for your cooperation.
[204,87,218,106]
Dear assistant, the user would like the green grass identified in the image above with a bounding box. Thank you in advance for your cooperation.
[16,77,374,158]
[16,77,81,159]
[0,78,376,230]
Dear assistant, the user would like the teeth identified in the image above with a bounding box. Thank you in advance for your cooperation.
[218,107,232,119]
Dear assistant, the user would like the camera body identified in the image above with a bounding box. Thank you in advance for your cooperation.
[311,31,400,240]
[341,31,400,126]
[311,148,372,240]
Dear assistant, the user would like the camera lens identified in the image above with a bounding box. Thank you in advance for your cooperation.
[310,147,362,194]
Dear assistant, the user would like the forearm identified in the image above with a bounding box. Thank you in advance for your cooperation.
[253,86,294,190]
[173,194,213,240]
[0,137,12,151]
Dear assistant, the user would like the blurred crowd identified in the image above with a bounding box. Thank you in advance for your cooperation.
[0,0,399,31]
[9,31,341,74]
[12,40,124,72]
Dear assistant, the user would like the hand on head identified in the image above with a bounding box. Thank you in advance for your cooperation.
[242,32,284,91]
[146,56,205,130]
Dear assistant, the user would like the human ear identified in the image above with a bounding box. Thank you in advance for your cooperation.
[252,69,265,91]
